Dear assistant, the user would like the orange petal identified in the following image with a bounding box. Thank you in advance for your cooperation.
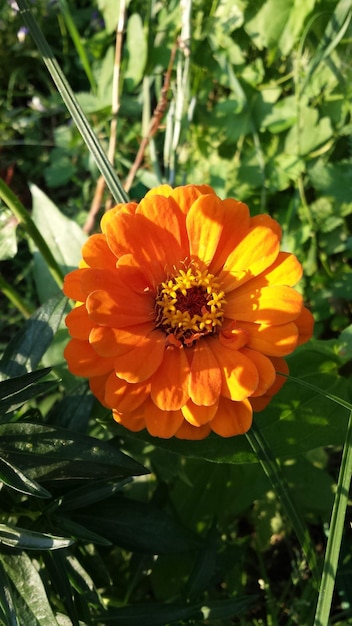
[188,339,221,406]
[218,221,280,292]
[257,252,302,287]
[151,346,190,410]
[64,339,115,377]
[170,185,210,215]
[89,374,110,407]
[65,304,94,340]
[181,399,218,426]
[81,233,117,269]
[114,329,166,383]
[186,194,225,265]
[89,323,154,357]
[250,214,282,240]
[112,409,145,432]
[174,420,211,440]
[240,347,276,397]
[63,268,88,302]
[101,202,185,283]
[144,184,173,198]
[250,357,289,411]
[210,341,259,401]
[295,307,314,345]
[86,288,153,328]
[104,372,150,411]
[239,321,299,356]
[117,254,156,293]
[210,198,251,274]
[210,397,252,437]
[225,285,303,324]
[142,398,184,438]
[137,192,188,261]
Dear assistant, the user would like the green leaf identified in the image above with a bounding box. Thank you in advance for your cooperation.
[0,209,18,261]
[0,524,73,551]
[0,368,54,415]
[74,495,200,554]
[0,456,51,498]
[55,476,132,511]
[97,596,257,624]
[0,559,19,626]
[29,185,87,302]
[0,423,147,482]
[124,14,148,90]
[0,295,67,378]
[0,552,59,626]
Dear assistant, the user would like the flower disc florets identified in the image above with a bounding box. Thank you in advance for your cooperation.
[63,184,314,440]
[155,265,226,346]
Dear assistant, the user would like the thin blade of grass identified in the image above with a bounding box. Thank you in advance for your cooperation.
[16,0,129,205]
[313,409,352,626]
[279,373,352,411]
[246,421,320,587]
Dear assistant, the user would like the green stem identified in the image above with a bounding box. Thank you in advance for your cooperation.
[0,179,64,290]
[0,274,33,318]
[16,0,129,205]
[313,408,352,626]
[246,421,320,587]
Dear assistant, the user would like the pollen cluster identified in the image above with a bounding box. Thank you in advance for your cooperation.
[155,265,226,346]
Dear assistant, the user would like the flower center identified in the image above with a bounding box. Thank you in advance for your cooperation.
[155,265,226,346]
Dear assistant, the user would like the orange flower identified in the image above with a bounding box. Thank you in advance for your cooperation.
[63,184,313,440]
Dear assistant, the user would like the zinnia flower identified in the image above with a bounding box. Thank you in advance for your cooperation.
[63,184,314,440]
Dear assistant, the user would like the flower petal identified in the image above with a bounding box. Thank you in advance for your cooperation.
[112,409,145,432]
[86,288,153,328]
[210,397,252,437]
[64,339,115,377]
[101,200,186,283]
[295,307,314,345]
[186,194,225,265]
[104,372,150,411]
[257,251,302,287]
[210,198,251,274]
[250,357,289,411]
[170,184,215,215]
[63,269,88,301]
[225,285,303,324]
[142,398,184,438]
[210,341,259,401]
[174,420,211,440]
[81,233,117,269]
[89,323,154,357]
[66,304,94,340]
[114,330,166,383]
[188,339,221,406]
[219,218,280,292]
[181,399,218,426]
[240,347,276,397]
[239,321,299,356]
[151,346,190,410]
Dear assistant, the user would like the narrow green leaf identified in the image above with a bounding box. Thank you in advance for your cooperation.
[58,0,97,93]
[0,295,67,378]
[56,476,132,511]
[16,0,129,205]
[314,409,352,626]
[0,423,148,481]
[0,552,59,626]
[0,524,73,551]
[0,560,19,626]
[0,456,51,498]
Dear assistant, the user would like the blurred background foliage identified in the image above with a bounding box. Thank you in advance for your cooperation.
[1,0,352,624]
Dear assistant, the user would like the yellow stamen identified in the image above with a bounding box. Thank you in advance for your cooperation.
[155,264,226,346]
